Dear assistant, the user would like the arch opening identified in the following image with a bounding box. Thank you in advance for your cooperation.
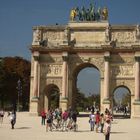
[45,84,60,110]
[112,86,131,119]
[72,63,100,112]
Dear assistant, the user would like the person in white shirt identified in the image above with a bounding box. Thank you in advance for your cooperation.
[89,111,95,131]
[104,119,111,140]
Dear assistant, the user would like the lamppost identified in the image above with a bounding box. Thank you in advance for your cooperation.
[17,79,22,112]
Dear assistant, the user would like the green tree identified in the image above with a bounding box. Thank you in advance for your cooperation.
[122,93,131,106]
[0,57,7,108]
[75,88,88,111]
[0,57,30,111]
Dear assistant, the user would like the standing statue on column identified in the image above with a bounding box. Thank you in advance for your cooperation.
[105,25,111,42]
[32,28,41,45]
[135,25,140,41]
[63,26,70,44]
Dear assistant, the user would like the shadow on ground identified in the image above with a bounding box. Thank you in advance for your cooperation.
[16,127,31,129]
[111,131,127,134]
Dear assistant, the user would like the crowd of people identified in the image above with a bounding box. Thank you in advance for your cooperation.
[88,108,113,140]
[40,106,113,140]
[40,107,78,132]
[114,105,130,116]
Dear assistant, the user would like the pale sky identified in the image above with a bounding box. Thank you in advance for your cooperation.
[0,0,139,98]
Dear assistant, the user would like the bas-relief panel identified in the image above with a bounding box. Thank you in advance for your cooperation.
[111,56,134,64]
[43,31,64,40]
[71,31,105,43]
[112,31,135,42]
[111,65,134,77]
[42,31,64,47]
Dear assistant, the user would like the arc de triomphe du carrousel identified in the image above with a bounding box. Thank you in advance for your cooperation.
[29,4,140,118]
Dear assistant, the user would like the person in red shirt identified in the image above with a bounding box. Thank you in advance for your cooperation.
[41,109,46,125]
[95,111,100,133]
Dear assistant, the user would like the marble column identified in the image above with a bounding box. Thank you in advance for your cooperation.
[33,52,40,98]
[132,54,140,118]
[134,56,140,102]
[103,52,110,104]
[62,52,68,99]
[60,52,68,111]
[29,51,40,115]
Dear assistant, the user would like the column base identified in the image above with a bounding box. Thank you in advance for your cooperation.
[60,98,68,112]
[102,99,111,112]
[132,100,140,118]
[103,99,110,104]
[29,97,39,116]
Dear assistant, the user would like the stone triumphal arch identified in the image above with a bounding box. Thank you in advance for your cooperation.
[29,19,140,118]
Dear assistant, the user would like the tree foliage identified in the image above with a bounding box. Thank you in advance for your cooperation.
[0,57,31,111]
[121,93,131,106]
[75,89,100,111]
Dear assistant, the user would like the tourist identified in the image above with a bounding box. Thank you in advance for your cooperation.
[95,111,100,133]
[61,110,69,131]
[41,109,46,125]
[89,111,95,131]
[10,110,16,129]
[104,119,111,140]
[124,106,127,117]
[0,108,5,124]
[46,110,53,131]
[100,113,105,133]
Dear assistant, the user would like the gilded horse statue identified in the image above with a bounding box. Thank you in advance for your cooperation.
[70,8,77,21]
[102,7,108,20]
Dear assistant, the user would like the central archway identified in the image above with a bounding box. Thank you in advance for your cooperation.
[72,63,100,111]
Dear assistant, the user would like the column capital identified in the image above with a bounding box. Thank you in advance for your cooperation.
[62,51,69,61]
[133,100,140,105]
[33,51,40,61]
[135,52,140,62]
[104,51,110,61]
[135,56,140,62]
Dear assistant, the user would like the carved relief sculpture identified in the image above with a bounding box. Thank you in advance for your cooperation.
[112,65,134,77]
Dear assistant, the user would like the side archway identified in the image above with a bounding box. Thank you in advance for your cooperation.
[112,85,131,118]
[44,84,60,111]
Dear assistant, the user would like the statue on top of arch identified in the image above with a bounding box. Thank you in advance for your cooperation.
[69,1,109,22]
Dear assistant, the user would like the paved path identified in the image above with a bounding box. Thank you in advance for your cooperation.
[0,112,140,140]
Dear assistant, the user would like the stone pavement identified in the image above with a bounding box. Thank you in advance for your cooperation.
[0,112,140,140]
